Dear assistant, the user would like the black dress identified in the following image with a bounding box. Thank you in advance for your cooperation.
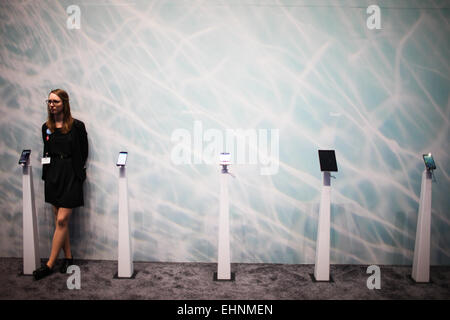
[43,125,85,208]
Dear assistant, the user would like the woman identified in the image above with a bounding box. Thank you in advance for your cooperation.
[33,89,88,280]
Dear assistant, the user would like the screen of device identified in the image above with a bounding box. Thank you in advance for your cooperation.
[19,149,31,165]
[219,152,231,165]
[423,154,436,170]
[318,150,338,172]
[116,152,128,166]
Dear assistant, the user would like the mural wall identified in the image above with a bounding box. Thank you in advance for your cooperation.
[1,0,449,265]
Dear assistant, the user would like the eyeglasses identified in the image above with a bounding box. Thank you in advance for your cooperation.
[46,99,62,105]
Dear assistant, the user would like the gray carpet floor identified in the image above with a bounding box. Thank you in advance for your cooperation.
[0,258,449,300]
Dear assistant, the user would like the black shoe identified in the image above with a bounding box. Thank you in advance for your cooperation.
[33,264,53,280]
[59,257,73,274]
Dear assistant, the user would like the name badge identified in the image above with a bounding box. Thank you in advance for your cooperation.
[41,157,51,165]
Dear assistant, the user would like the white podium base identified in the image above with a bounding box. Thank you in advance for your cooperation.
[213,272,235,281]
[216,171,232,281]
[412,170,432,283]
[22,165,40,275]
[314,171,331,282]
[117,166,134,278]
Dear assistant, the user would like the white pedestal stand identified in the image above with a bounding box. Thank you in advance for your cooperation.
[22,164,40,275]
[412,170,432,283]
[313,171,332,282]
[115,166,135,279]
[214,165,234,281]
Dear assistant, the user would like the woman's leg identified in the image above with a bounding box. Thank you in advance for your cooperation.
[63,225,72,259]
[47,207,72,268]
[52,206,58,224]
[52,206,72,260]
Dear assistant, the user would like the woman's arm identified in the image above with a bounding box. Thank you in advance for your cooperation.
[41,123,49,180]
[78,121,88,166]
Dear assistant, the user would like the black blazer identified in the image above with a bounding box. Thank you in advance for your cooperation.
[41,119,88,181]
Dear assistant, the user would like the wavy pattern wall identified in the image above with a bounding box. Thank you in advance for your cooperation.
[0,0,449,264]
